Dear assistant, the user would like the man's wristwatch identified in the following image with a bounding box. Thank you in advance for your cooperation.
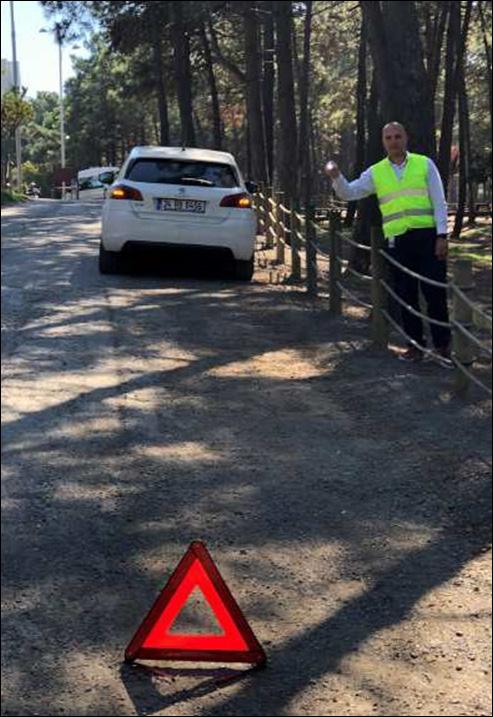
[437,234,448,240]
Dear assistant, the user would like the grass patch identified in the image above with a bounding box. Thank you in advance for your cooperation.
[449,247,492,267]
[1,188,28,206]
[455,222,492,242]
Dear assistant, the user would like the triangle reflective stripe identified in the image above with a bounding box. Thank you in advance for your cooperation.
[125,541,266,665]
[142,558,249,651]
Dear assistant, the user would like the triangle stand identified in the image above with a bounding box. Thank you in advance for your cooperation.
[125,541,267,667]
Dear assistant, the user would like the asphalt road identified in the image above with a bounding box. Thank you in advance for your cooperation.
[1,198,491,716]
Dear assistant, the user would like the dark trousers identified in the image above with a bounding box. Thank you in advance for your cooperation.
[387,228,451,349]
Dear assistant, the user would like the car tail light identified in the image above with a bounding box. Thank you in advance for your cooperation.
[219,192,252,208]
[109,184,143,201]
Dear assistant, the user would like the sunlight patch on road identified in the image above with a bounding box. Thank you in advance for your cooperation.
[207,348,326,379]
[134,441,225,464]
[54,481,140,503]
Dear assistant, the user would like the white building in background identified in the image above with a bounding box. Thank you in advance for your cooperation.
[1,58,20,95]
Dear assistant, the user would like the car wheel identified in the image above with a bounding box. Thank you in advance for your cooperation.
[235,257,254,281]
[99,241,121,274]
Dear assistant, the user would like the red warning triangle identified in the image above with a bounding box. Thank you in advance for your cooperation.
[125,541,266,666]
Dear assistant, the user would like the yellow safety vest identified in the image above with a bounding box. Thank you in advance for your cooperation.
[372,153,436,238]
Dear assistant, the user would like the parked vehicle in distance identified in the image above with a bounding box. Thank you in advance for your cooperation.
[26,182,41,198]
[77,166,120,199]
[98,146,258,280]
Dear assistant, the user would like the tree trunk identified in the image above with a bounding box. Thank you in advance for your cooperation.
[262,0,275,185]
[454,58,476,234]
[453,67,468,238]
[361,1,435,157]
[199,21,223,149]
[427,2,448,109]
[350,70,382,274]
[437,1,472,195]
[171,1,196,147]
[246,119,252,179]
[437,2,461,194]
[309,109,318,198]
[292,14,301,111]
[243,1,268,183]
[298,0,313,210]
[478,1,493,128]
[360,2,395,120]
[461,36,476,229]
[274,0,298,203]
[151,21,169,146]
[345,15,367,229]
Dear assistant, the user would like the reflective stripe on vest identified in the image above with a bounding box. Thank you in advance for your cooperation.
[372,153,436,238]
[382,208,435,225]
[379,188,429,206]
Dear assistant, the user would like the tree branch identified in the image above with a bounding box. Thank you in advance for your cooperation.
[208,18,246,83]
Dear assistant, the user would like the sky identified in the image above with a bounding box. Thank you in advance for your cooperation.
[1,0,90,98]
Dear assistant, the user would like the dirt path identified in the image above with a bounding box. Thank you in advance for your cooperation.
[1,200,491,716]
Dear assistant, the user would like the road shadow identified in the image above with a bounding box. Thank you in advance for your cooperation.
[119,662,264,715]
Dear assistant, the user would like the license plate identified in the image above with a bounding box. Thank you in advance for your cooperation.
[155,198,206,214]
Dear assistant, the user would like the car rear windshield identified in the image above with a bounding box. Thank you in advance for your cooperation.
[125,159,239,188]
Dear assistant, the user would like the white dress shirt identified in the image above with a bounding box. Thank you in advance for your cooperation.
[331,153,448,236]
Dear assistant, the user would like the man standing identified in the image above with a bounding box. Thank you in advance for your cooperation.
[325,122,451,363]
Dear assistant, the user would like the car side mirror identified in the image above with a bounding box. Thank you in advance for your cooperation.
[245,180,258,194]
[98,171,115,185]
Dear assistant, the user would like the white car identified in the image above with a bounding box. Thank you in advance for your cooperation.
[99,146,257,280]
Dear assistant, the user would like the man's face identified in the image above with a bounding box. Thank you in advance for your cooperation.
[382,125,408,156]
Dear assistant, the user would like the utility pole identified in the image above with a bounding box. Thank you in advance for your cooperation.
[56,24,66,169]
[10,0,22,190]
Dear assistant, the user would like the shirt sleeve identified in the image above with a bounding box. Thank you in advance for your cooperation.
[331,168,375,201]
[426,159,449,235]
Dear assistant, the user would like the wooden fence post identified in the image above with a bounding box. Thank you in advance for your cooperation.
[453,260,475,396]
[329,211,342,315]
[290,200,301,282]
[370,227,389,348]
[264,187,273,248]
[275,191,285,264]
[306,204,318,296]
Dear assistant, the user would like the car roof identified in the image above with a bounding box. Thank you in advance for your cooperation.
[126,146,237,166]
[78,166,119,179]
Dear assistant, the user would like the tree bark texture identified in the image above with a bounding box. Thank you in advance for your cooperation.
[298,0,313,210]
[437,1,462,194]
[437,1,472,195]
[262,0,275,185]
[171,1,196,147]
[150,17,169,146]
[346,15,367,229]
[478,1,492,128]
[243,1,268,182]
[361,1,435,157]
[274,0,298,202]
[199,21,223,149]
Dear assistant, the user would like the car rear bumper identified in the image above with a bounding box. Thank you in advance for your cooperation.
[101,208,256,260]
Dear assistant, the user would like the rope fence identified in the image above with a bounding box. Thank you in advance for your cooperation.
[451,284,493,327]
[254,186,492,398]
[380,279,452,328]
[380,249,450,289]
[337,281,373,310]
[381,309,457,369]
